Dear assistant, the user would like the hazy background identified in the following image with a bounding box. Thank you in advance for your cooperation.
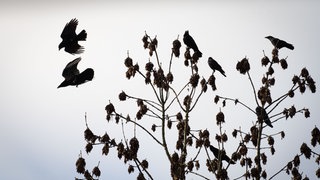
[0,0,319,179]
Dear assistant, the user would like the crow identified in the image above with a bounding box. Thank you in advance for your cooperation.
[209,145,235,164]
[58,57,94,88]
[208,57,226,77]
[265,36,294,50]
[59,18,87,54]
[183,30,202,57]
[255,106,273,128]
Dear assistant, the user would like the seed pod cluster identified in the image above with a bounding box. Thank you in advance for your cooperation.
[208,75,216,91]
[236,58,250,74]
[311,126,320,147]
[258,86,272,106]
[172,39,181,57]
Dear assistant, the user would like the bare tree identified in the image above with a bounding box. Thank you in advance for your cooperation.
[74,32,318,180]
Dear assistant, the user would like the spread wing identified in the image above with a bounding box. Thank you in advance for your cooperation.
[62,57,81,80]
[60,18,78,39]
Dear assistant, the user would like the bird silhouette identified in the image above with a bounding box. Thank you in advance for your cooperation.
[208,57,226,77]
[265,36,294,50]
[59,18,87,54]
[58,57,94,88]
[255,106,273,128]
[183,30,202,57]
[209,145,235,164]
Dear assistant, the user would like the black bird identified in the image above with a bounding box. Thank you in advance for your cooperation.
[208,57,226,77]
[58,57,94,88]
[59,18,87,54]
[255,106,273,128]
[183,30,202,57]
[209,145,235,164]
[265,36,294,50]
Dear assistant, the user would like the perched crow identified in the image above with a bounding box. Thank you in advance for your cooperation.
[183,30,202,57]
[58,57,94,88]
[209,145,235,164]
[208,57,226,77]
[256,106,273,128]
[265,36,294,50]
[59,18,87,54]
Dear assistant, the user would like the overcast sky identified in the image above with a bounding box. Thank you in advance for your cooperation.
[0,1,319,179]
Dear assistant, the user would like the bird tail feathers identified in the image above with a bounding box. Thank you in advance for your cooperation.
[286,43,294,50]
[77,30,87,41]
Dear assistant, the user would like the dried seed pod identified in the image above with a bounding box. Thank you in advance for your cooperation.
[272,48,278,56]
[300,143,311,159]
[236,58,250,74]
[292,75,300,85]
[239,145,248,156]
[102,143,109,156]
[267,66,274,76]
[268,136,275,146]
[202,129,210,139]
[261,153,267,165]
[76,157,86,174]
[280,59,288,69]
[293,155,300,167]
[119,91,127,101]
[183,95,191,108]
[85,143,93,153]
[301,67,309,78]
[151,124,156,132]
[124,57,133,67]
[166,72,173,83]
[145,61,154,72]
[92,166,101,177]
[221,133,228,142]
[105,103,115,115]
[128,165,134,173]
[141,159,149,169]
[288,90,294,98]
[100,132,110,143]
[272,56,279,63]
[232,129,237,138]
[216,111,225,125]
[261,56,270,66]
[190,74,200,88]
[84,128,94,142]
[172,39,181,57]
[187,161,194,171]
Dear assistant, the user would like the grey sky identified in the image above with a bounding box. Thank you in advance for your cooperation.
[0,1,319,179]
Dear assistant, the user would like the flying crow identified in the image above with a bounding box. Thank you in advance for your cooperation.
[58,57,94,88]
[59,18,87,54]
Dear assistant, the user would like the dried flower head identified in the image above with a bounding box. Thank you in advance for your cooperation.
[124,57,133,68]
[236,58,250,74]
[201,78,207,92]
[92,166,101,177]
[280,59,288,69]
[261,56,270,66]
[300,143,311,159]
[141,159,149,169]
[216,111,225,125]
[105,103,115,115]
[119,91,127,101]
[190,74,200,88]
[145,61,154,72]
[301,68,309,78]
[76,156,86,174]
[172,39,181,57]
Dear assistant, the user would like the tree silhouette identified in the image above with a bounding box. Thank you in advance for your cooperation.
[74,32,318,180]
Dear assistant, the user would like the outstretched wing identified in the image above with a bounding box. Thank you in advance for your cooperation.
[62,57,81,79]
[60,18,78,39]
